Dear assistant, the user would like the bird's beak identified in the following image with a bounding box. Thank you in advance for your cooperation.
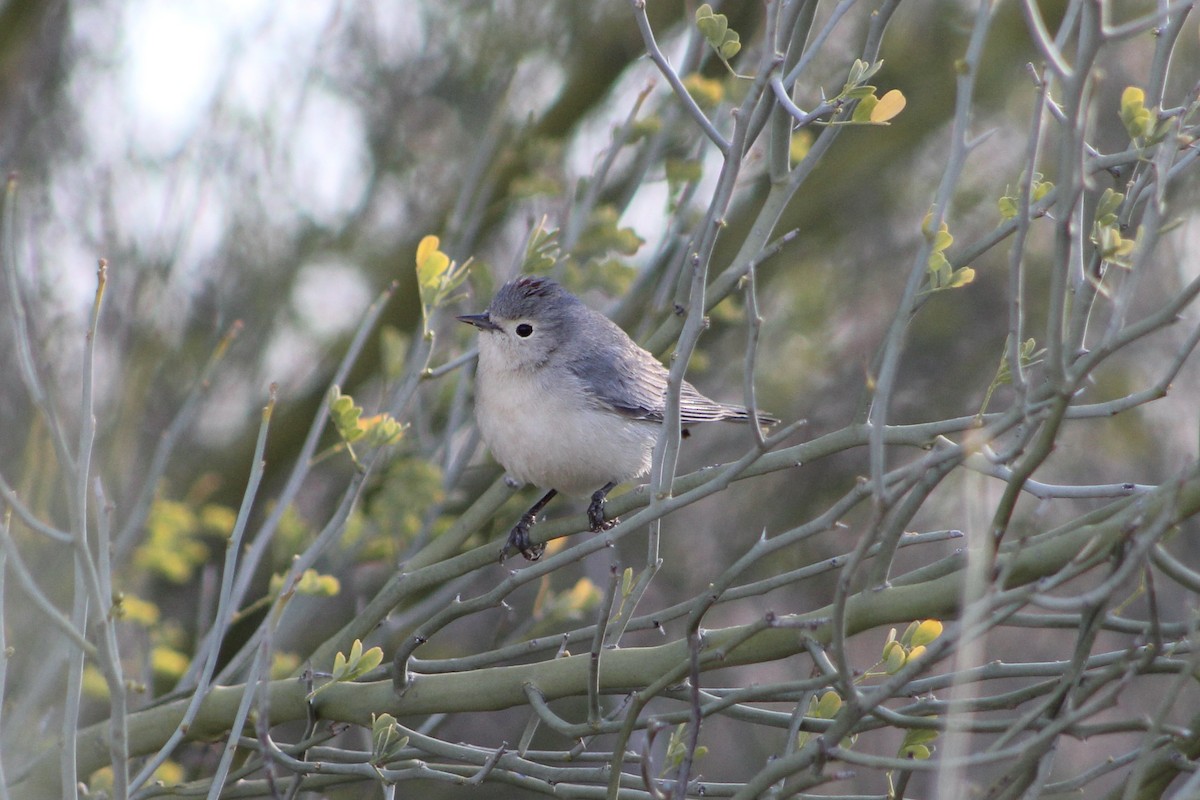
[456,312,501,332]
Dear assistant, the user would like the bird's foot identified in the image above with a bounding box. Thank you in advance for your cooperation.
[587,491,618,532]
[500,512,545,562]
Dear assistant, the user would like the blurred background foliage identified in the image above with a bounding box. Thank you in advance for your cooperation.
[3,0,1200,797]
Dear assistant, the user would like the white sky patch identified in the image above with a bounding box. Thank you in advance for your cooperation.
[1177,212,1200,285]
[255,320,332,408]
[228,4,340,119]
[195,373,259,446]
[560,30,694,259]
[288,88,371,224]
[508,55,567,121]
[357,2,430,67]
[292,259,373,339]
[121,4,228,155]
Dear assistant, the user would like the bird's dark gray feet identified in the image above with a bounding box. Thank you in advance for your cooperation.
[499,488,558,563]
[588,482,619,532]
[501,512,545,562]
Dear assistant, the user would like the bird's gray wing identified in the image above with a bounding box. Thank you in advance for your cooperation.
[566,310,754,424]
[565,311,667,419]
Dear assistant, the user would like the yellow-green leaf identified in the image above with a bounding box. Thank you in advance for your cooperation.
[931,225,953,253]
[271,652,301,680]
[1121,86,1145,114]
[910,619,943,647]
[695,5,728,47]
[82,665,110,699]
[294,568,341,597]
[565,578,601,612]
[1119,86,1153,139]
[683,73,724,108]
[814,690,842,719]
[870,89,906,123]
[719,32,741,60]
[117,594,161,627]
[151,646,190,680]
[927,252,952,287]
[948,267,975,288]
[884,644,908,674]
[416,235,450,290]
[852,93,878,123]
[357,645,384,674]
[998,195,1018,220]
[1096,188,1124,223]
[790,130,813,164]
[903,744,932,759]
[902,728,940,747]
[666,159,703,185]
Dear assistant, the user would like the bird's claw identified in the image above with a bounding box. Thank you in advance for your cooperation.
[500,513,545,562]
[587,494,618,532]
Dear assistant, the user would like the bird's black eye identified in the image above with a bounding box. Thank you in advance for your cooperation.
[516,323,533,338]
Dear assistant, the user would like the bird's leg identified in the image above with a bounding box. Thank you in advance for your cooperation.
[502,489,558,562]
[587,482,618,532]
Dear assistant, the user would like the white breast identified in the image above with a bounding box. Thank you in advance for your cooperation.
[474,353,657,496]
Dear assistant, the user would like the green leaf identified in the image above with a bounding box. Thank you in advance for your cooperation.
[574,206,645,261]
[695,4,740,63]
[662,724,688,772]
[931,225,953,254]
[998,194,1018,220]
[521,220,561,274]
[330,394,354,415]
[948,266,975,288]
[884,644,907,674]
[842,85,876,102]
[293,568,341,597]
[719,31,740,60]
[789,130,813,164]
[665,159,703,185]
[313,639,385,700]
[846,59,868,87]
[999,173,1053,222]
[851,93,878,123]
[698,14,727,47]
[1033,178,1053,202]
[363,416,404,448]
[902,744,933,759]
[682,73,724,108]
[813,690,842,719]
[372,713,409,764]
[927,251,952,288]
[695,5,728,48]
[902,727,940,747]
[1096,188,1124,226]
[842,59,883,97]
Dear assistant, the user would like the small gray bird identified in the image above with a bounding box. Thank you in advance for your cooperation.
[458,276,776,561]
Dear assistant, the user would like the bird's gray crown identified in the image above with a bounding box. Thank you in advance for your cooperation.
[487,276,581,321]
